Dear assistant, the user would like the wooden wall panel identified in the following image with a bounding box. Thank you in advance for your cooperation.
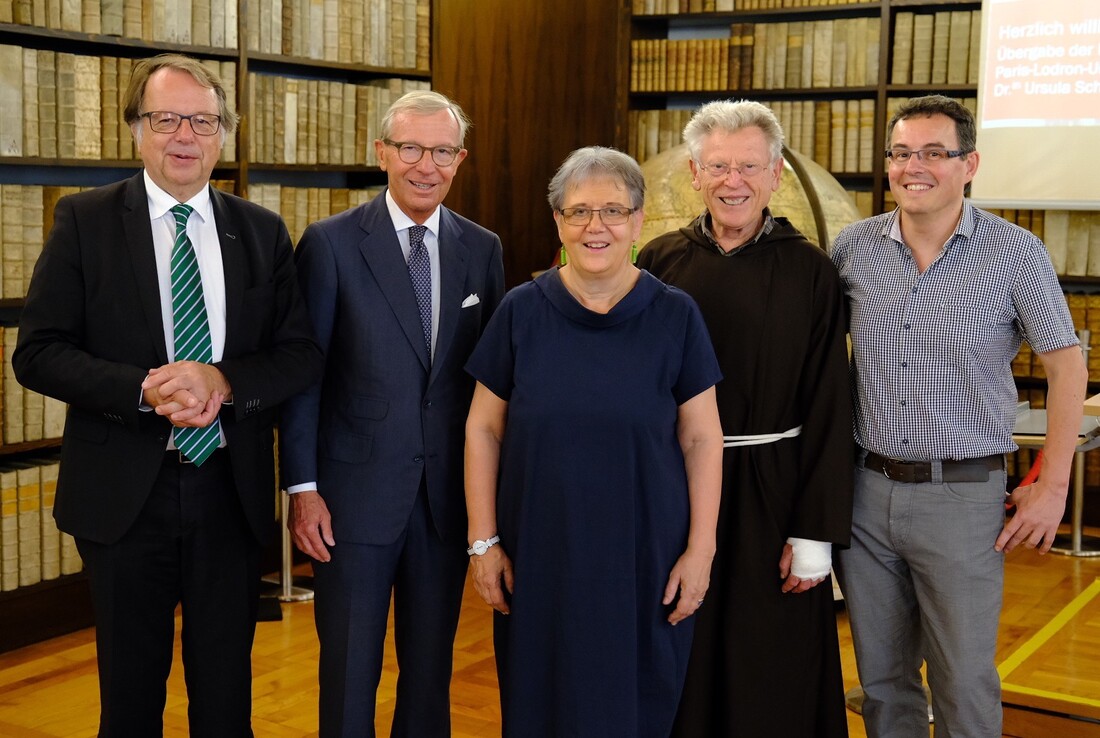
[433,0,630,287]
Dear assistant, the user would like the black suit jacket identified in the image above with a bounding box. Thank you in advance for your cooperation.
[13,173,323,546]
[279,192,505,546]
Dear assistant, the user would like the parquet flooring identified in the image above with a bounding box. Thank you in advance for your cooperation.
[2,537,1100,737]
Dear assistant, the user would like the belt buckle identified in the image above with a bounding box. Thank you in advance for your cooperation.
[881,457,911,482]
[177,450,193,464]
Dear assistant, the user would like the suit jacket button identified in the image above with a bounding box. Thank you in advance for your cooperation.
[413,455,424,463]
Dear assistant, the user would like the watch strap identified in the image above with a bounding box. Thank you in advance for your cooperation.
[467,535,501,556]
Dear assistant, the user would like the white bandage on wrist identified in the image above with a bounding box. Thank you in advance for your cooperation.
[787,537,832,580]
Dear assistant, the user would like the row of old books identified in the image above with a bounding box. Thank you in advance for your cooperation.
[0,184,88,300]
[982,209,1100,279]
[632,0,734,12]
[0,327,68,446]
[766,98,875,174]
[0,0,430,70]
[247,0,429,71]
[0,453,81,593]
[891,9,982,86]
[0,46,237,161]
[627,108,693,165]
[848,190,874,219]
[629,97,981,187]
[247,184,384,245]
[246,73,428,166]
[1032,211,1100,279]
[630,18,881,93]
[631,0,875,12]
[629,99,877,174]
[0,0,238,46]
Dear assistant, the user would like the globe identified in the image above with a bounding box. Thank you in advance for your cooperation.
[637,143,862,253]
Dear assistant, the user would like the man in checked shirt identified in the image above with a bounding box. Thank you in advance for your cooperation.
[831,94,1088,738]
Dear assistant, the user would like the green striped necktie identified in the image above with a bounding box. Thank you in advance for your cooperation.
[170,203,220,466]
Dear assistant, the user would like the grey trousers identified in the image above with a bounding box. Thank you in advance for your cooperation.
[836,461,1006,738]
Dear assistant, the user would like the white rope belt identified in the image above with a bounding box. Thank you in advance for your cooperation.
[722,425,802,448]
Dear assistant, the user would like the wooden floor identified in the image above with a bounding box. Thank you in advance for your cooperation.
[2,539,1100,737]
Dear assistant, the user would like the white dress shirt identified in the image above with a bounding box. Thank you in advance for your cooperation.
[143,171,227,449]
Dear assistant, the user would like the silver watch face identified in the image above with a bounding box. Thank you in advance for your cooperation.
[472,540,489,555]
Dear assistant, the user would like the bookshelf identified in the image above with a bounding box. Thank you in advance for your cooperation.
[0,0,431,652]
[627,0,984,218]
[626,0,1100,524]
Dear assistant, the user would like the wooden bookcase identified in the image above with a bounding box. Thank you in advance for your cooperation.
[0,0,431,653]
[626,0,1100,523]
[626,0,984,218]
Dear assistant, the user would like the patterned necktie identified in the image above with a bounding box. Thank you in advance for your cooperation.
[407,224,432,356]
[170,203,220,465]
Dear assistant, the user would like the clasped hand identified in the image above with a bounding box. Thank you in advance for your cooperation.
[142,360,230,428]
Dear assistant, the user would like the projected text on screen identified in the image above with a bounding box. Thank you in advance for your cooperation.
[982,0,1100,127]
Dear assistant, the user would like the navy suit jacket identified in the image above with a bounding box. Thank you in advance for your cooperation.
[279,192,505,546]
[13,173,323,546]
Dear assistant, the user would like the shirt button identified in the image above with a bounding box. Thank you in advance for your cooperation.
[904,324,910,330]
[901,361,908,368]
[902,439,909,445]
[900,400,906,406]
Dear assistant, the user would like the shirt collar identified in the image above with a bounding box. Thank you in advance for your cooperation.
[385,189,441,237]
[884,200,975,256]
[700,207,775,255]
[143,170,214,224]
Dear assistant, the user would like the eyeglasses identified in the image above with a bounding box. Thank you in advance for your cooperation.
[140,111,222,136]
[558,207,636,226]
[885,148,970,164]
[382,139,463,167]
[695,161,767,179]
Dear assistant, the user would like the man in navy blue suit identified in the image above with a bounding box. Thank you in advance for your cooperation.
[279,90,505,737]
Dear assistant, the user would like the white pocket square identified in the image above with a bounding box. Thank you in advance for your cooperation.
[461,293,480,308]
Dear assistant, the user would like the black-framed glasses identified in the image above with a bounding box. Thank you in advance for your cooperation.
[382,139,463,166]
[558,206,636,226]
[695,160,767,179]
[885,148,970,164]
[140,111,222,136]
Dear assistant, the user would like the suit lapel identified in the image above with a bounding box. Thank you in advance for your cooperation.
[430,208,469,384]
[357,196,432,371]
[210,186,246,360]
[122,174,170,366]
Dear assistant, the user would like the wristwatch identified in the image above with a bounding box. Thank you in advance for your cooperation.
[467,535,500,556]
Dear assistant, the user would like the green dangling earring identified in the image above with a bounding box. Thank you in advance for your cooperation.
[559,245,568,266]
[630,242,638,264]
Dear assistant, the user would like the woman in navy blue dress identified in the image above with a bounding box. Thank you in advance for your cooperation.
[464,147,724,737]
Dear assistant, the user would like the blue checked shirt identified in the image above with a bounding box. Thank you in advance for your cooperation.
[832,201,1078,461]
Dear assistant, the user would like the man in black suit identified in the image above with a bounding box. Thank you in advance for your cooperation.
[279,90,504,737]
[13,54,322,737]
